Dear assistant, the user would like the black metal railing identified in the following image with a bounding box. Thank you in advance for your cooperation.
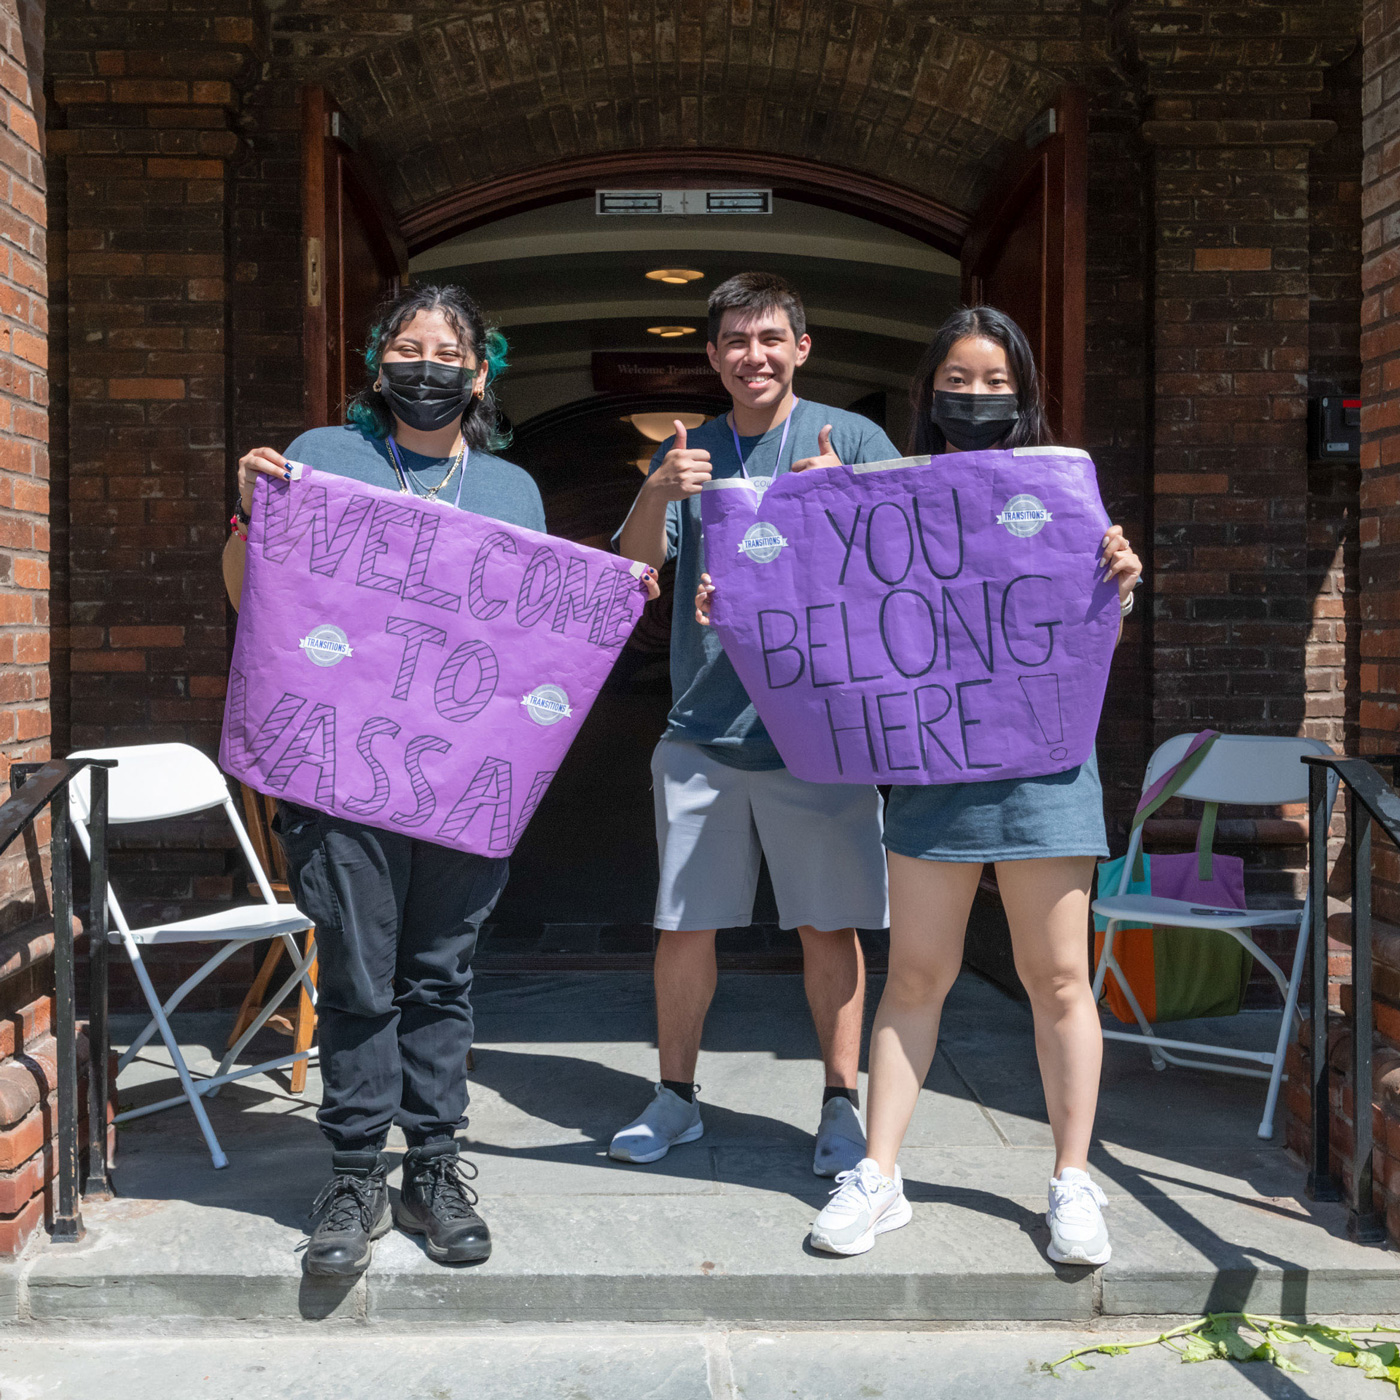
[1303,753,1400,1244]
[1,758,114,1242]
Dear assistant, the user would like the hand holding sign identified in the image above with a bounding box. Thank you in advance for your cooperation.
[644,420,713,500]
[1100,525,1142,599]
[699,446,1121,785]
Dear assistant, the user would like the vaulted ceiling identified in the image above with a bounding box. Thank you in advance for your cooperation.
[267,0,1108,223]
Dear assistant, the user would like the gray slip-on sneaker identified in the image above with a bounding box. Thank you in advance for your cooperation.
[813,1095,867,1177]
[608,1084,703,1164]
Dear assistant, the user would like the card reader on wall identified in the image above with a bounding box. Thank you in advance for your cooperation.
[1309,396,1360,462]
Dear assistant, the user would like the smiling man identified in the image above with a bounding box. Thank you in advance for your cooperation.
[612,272,895,1175]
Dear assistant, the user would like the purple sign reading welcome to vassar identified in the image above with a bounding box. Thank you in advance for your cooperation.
[221,468,648,856]
[700,447,1120,785]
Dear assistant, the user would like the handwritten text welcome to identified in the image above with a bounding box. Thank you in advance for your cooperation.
[221,469,646,856]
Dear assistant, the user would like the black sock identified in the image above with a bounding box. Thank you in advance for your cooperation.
[661,1079,695,1104]
[823,1086,859,1109]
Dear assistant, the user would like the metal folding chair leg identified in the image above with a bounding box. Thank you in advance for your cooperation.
[211,941,318,1092]
[117,937,249,1074]
[121,944,229,1169]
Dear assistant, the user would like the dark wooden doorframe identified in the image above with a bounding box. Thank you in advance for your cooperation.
[398,149,971,257]
[960,88,1088,446]
[302,86,408,429]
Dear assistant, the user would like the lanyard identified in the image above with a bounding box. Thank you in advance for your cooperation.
[729,399,800,482]
[386,436,468,509]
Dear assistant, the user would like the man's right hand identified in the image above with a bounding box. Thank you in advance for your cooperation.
[237,446,293,515]
[643,421,712,501]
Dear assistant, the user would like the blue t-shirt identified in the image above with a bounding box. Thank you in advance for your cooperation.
[280,424,546,534]
[616,400,898,770]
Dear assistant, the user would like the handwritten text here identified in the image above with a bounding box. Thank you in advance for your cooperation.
[700,448,1120,785]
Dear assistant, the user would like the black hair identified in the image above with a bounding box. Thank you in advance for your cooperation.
[907,305,1051,455]
[346,282,511,451]
[707,271,807,345]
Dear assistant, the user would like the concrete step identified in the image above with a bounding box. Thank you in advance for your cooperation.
[2,1325,1392,1399]
[3,972,1397,1328]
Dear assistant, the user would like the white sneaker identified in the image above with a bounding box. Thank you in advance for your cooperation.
[1046,1167,1111,1265]
[809,1157,912,1256]
[608,1084,703,1164]
[813,1096,866,1177]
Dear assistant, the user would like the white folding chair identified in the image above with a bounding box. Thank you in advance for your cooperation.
[67,743,318,1169]
[1091,732,1340,1140]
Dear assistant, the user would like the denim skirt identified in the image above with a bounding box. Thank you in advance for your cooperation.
[882,750,1110,864]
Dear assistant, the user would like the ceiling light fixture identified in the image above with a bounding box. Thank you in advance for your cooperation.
[645,268,704,285]
[627,412,707,443]
[646,325,695,338]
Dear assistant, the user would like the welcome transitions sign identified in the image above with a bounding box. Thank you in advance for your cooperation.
[700,448,1121,785]
[221,468,649,857]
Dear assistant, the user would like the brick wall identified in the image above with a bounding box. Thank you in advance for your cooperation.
[1273,0,1400,1243]
[1083,88,1152,843]
[45,1,262,756]
[0,0,50,933]
[44,2,272,962]
[1308,50,1364,760]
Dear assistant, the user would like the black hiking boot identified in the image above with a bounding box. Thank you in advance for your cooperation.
[395,1140,492,1264]
[304,1150,391,1277]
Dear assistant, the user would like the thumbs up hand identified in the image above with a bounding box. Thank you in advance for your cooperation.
[644,419,713,502]
[792,424,840,473]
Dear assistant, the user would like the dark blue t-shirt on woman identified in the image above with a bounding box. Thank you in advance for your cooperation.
[281,424,546,533]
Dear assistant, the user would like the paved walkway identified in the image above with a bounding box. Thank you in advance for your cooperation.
[2,1326,1390,1398]
[4,970,1396,1326]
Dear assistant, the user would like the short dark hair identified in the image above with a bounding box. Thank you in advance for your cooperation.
[707,272,807,345]
[907,305,1052,454]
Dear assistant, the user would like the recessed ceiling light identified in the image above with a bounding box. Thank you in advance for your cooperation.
[645,268,704,284]
[647,325,695,338]
[627,411,707,443]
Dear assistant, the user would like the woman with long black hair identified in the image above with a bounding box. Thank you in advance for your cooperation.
[805,306,1142,1265]
[223,283,656,1279]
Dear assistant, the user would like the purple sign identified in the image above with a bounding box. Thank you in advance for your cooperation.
[700,447,1120,785]
[221,468,648,856]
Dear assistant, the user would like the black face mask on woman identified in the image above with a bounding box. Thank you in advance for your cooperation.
[378,360,476,433]
[930,389,1020,452]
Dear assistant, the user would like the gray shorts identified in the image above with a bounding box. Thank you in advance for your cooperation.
[651,739,889,933]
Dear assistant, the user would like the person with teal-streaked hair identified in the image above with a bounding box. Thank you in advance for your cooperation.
[223,282,658,1280]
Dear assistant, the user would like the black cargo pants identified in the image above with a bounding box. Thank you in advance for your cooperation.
[274,802,509,1152]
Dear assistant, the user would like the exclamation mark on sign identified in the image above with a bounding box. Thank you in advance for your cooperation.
[1019,674,1068,762]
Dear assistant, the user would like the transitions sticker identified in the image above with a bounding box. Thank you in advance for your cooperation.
[997,494,1053,537]
[738,522,789,563]
[299,624,353,666]
[520,683,573,725]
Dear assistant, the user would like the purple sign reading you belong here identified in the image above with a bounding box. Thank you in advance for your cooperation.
[220,468,648,857]
[700,447,1121,785]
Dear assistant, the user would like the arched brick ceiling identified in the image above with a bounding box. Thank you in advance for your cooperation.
[271,0,1072,221]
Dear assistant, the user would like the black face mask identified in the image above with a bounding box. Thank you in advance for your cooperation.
[930,389,1020,452]
[378,360,476,433]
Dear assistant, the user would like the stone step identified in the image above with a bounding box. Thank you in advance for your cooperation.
[2,972,1397,1329]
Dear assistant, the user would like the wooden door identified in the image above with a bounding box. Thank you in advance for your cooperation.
[302,86,408,428]
[960,88,1087,446]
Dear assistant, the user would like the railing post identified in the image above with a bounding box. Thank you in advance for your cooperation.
[84,765,112,1200]
[1348,795,1387,1243]
[1308,761,1339,1200]
[48,782,83,1243]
